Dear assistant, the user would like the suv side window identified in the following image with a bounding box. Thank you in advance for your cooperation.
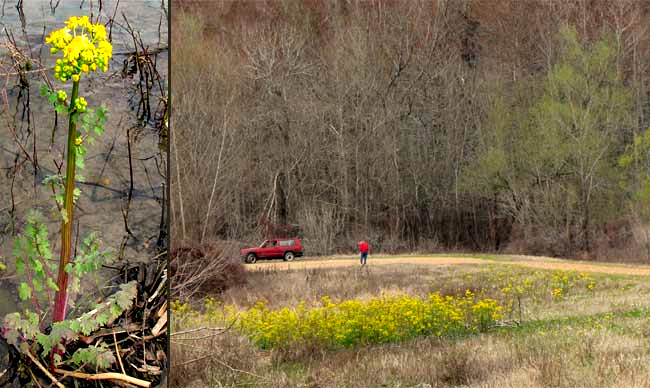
[279,240,294,246]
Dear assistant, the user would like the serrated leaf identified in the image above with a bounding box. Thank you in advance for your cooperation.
[79,319,95,336]
[3,312,20,327]
[47,277,59,292]
[73,188,81,203]
[48,93,57,103]
[72,347,115,369]
[54,104,67,113]
[70,276,80,294]
[96,349,116,369]
[68,320,81,333]
[24,224,34,238]
[39,84,50,97]
[51,322,78,342]
[76,154,85,169]
[25,310,39,326]
[37,333,52,356]
[109,303,122,318]
[96,311,110,326]
[18,282,31,300]
[32,259,43,274]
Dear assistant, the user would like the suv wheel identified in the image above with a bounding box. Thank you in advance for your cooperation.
[284,252,295,262]
[246,253,257,264]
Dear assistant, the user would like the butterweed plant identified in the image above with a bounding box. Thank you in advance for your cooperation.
[45,14,112,323]
[173,292,503,351]
[2,16,137,370]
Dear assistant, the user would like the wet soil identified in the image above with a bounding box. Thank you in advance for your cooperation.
[0,0,168,327]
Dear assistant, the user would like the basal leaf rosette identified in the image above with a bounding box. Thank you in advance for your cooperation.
[45,16,112,83]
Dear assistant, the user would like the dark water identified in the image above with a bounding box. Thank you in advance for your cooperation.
[0,1,168,317]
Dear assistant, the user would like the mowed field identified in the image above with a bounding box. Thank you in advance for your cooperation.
[171,255,650,387]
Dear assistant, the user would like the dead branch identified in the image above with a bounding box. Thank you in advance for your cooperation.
[53,369,152,388]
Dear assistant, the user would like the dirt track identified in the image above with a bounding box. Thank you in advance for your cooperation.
[247,255,650,276]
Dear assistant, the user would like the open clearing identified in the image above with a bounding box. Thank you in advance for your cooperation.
[172,255,650,387]
[247,254,650,276]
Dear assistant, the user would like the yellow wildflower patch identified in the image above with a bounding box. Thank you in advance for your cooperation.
[173,292,504,351]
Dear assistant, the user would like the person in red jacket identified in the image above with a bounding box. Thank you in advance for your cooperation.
[358,240,369,266]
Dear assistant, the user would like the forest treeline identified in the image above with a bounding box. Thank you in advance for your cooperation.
[172,0,650,260]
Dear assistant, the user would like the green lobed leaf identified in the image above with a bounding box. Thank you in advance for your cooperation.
[39,84,50,97]
[47,277,59,292]
[96,311,110,326]
[18,282,31,301]
[72,346,116,369]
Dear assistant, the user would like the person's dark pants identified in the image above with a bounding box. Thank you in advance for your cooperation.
[360,251,368,265]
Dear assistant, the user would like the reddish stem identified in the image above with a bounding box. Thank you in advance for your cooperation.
[52,80,79,323]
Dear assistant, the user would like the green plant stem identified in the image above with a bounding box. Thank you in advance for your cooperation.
[53,80,79,323]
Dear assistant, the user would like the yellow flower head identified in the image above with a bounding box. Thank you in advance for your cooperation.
[74,97,88,112]
[46,16,113,83]
[56,90,67,102]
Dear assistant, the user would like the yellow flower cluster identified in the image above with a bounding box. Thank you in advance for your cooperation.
[74,97,88,112]
[56,90,67,102]
[456,266,597,319]
[180,292,503,351]
[45,16,112,83]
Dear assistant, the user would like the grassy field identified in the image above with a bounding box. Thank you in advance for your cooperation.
[170,256,650,387]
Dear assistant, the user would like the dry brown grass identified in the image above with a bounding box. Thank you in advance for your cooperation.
[219,264,467,308]
[171,327,650,387]
[171,262,650,388]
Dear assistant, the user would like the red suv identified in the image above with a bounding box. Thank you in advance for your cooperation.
[240,238,303,263]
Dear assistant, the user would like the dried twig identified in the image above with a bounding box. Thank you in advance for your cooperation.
[53,369,151,388]
[26,367,42,388]
[170,324,231,339]
[151,307,166,337]
[113,331,126,375]
[129,327,166,342]
[171,349,267,381]
[25,351,65,388]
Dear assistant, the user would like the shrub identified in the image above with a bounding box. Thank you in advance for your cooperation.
[171,241,247,299]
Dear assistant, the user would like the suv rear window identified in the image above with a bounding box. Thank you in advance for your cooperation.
[279,240,295,246]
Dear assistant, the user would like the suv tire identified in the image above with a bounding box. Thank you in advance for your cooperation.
[246,253,257,264]
[284,251,295,262]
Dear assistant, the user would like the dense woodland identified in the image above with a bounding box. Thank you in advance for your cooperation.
[172,0,650,260]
